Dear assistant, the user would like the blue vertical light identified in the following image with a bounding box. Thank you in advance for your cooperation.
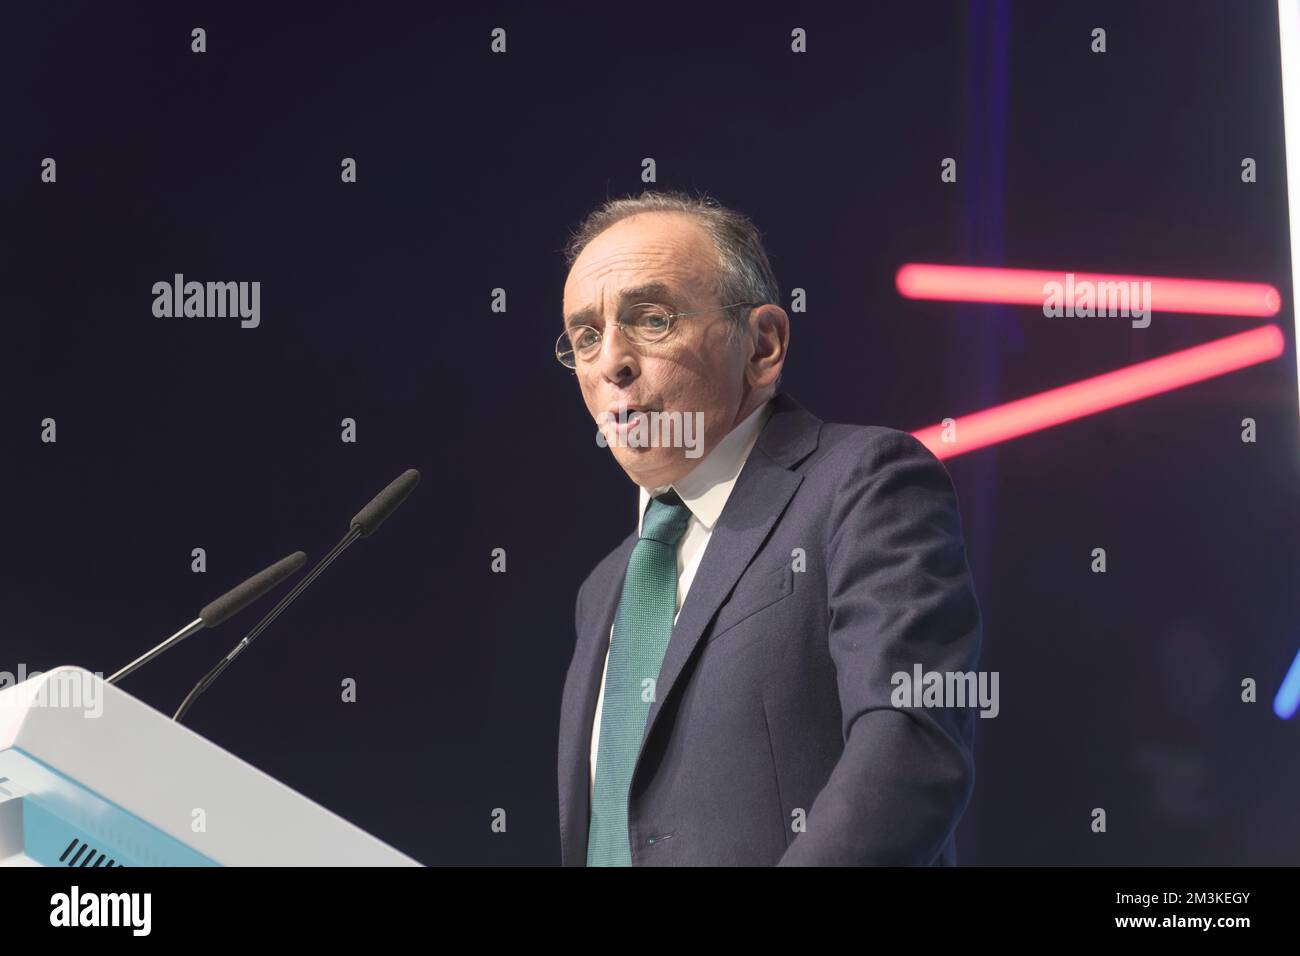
[1274,647,1300,718]
[957,0,1014,592]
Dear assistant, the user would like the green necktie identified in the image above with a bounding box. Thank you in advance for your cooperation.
[587,490,692,866]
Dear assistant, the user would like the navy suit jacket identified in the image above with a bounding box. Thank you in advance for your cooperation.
[558,391,982,865]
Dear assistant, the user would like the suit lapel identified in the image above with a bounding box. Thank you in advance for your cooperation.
[558,531,634,865]
[637,395,820,762]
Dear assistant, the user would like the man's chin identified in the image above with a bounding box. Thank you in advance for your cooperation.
[613,448,688,489]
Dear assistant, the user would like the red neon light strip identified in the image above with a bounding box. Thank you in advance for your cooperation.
[912,325,1286,459]
[896,263,1281,317]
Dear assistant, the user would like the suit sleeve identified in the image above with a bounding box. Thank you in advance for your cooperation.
[777,431,981,865]
[574,577,587,643]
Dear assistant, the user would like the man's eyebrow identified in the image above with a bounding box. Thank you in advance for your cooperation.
[564,282,682,329]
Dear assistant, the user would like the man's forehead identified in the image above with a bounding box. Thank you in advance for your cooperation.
[563,218,716,325]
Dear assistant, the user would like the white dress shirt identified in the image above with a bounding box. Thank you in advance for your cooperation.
[589,398,774,799]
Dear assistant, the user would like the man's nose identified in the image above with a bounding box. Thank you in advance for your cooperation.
[594,324,638,384]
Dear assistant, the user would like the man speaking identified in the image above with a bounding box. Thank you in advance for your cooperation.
[556,190,982,866]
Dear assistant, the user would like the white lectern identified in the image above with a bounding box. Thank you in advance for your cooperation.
[0,666,419,866]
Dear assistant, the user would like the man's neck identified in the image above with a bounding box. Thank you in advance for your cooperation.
[638,396,774,496]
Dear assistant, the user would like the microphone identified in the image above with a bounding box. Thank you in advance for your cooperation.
[172,468,421,722]
[106,551,307,685]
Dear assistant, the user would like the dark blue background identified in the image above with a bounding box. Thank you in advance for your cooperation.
[3,0,1297,864]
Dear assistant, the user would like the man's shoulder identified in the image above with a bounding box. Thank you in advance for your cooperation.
[778,417,960,533]
[802,419,944,479]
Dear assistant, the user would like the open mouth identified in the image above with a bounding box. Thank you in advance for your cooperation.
[603,404,656,429]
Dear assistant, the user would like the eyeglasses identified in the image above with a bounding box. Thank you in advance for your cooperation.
[555,301,757,369]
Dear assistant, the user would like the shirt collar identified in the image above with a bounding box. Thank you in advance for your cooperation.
[637,398,774,536]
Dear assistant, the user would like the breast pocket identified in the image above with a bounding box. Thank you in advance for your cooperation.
[705,563,795,644]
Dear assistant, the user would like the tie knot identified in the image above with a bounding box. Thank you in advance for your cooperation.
[640,490,691,545]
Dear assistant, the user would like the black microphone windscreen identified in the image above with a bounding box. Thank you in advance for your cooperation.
[198,551,307,628]
[350,468,421,537]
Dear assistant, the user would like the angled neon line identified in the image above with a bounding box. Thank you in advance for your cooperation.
[911,326,1286,459]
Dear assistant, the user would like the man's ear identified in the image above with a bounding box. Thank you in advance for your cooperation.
[745,304,789,390]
